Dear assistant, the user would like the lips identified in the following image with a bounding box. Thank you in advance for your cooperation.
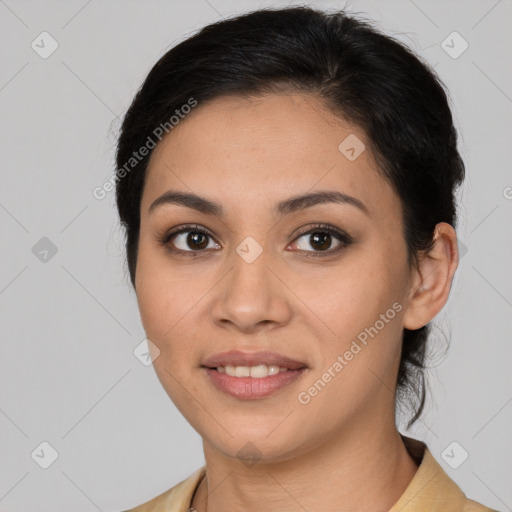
[201,350,308,370]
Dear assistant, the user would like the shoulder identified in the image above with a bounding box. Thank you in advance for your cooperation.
[124,466,206,512]
[463,498,499,512]
[391,436,497,512]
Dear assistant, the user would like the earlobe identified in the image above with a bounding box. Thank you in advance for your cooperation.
[403,222,459,330]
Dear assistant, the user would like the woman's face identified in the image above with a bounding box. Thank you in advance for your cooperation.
[136,93,415,462]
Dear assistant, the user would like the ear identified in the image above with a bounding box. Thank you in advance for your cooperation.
[403,222,459,330]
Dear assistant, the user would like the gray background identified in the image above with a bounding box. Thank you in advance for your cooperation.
[1,0,511,510]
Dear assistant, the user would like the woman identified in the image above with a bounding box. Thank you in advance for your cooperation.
[117,6,497,511]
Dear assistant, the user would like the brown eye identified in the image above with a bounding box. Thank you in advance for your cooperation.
[294,231,341,252]
[160,224,221,255]
[186,232,209,250]
[308,232,333,251]
[170,230,220,252]
[289,224,353,257]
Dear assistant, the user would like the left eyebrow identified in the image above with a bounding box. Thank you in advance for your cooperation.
[275,190,369,217]
[148,189,369,217]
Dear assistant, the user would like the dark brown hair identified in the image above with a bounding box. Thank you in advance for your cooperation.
[115,6,465,427]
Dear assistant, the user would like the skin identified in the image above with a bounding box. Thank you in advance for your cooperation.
[135,93,459,512]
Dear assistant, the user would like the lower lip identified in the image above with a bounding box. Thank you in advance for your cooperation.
[203,367,306,399]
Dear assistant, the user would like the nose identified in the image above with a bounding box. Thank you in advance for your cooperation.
[210,244,293,334]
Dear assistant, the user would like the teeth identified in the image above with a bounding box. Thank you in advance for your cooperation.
[219,364,291,378]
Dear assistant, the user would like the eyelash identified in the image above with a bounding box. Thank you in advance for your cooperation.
[158,223,353,259]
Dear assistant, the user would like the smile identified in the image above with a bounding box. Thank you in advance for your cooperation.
[202,366,307,399]
[216,364,290,378]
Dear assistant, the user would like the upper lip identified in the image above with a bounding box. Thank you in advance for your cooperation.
[202,350,308,370]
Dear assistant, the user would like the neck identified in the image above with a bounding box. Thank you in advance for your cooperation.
[191,417,419,512]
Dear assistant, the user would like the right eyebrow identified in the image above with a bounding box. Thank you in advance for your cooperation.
[149,190,223,216]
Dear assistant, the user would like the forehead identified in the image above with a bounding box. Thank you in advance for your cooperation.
[141,93,398,221]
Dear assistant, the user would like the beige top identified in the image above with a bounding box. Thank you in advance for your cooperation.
[125,436,497,511]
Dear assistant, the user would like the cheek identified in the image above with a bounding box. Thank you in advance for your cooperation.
[306,255,405,341]
[134,241,216,376]
[136,277,198,361]
[135,255,205,411]
[135,265,170,342]
[135,242,187,349]
[294,270,405,423]
[296,245,408,401]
